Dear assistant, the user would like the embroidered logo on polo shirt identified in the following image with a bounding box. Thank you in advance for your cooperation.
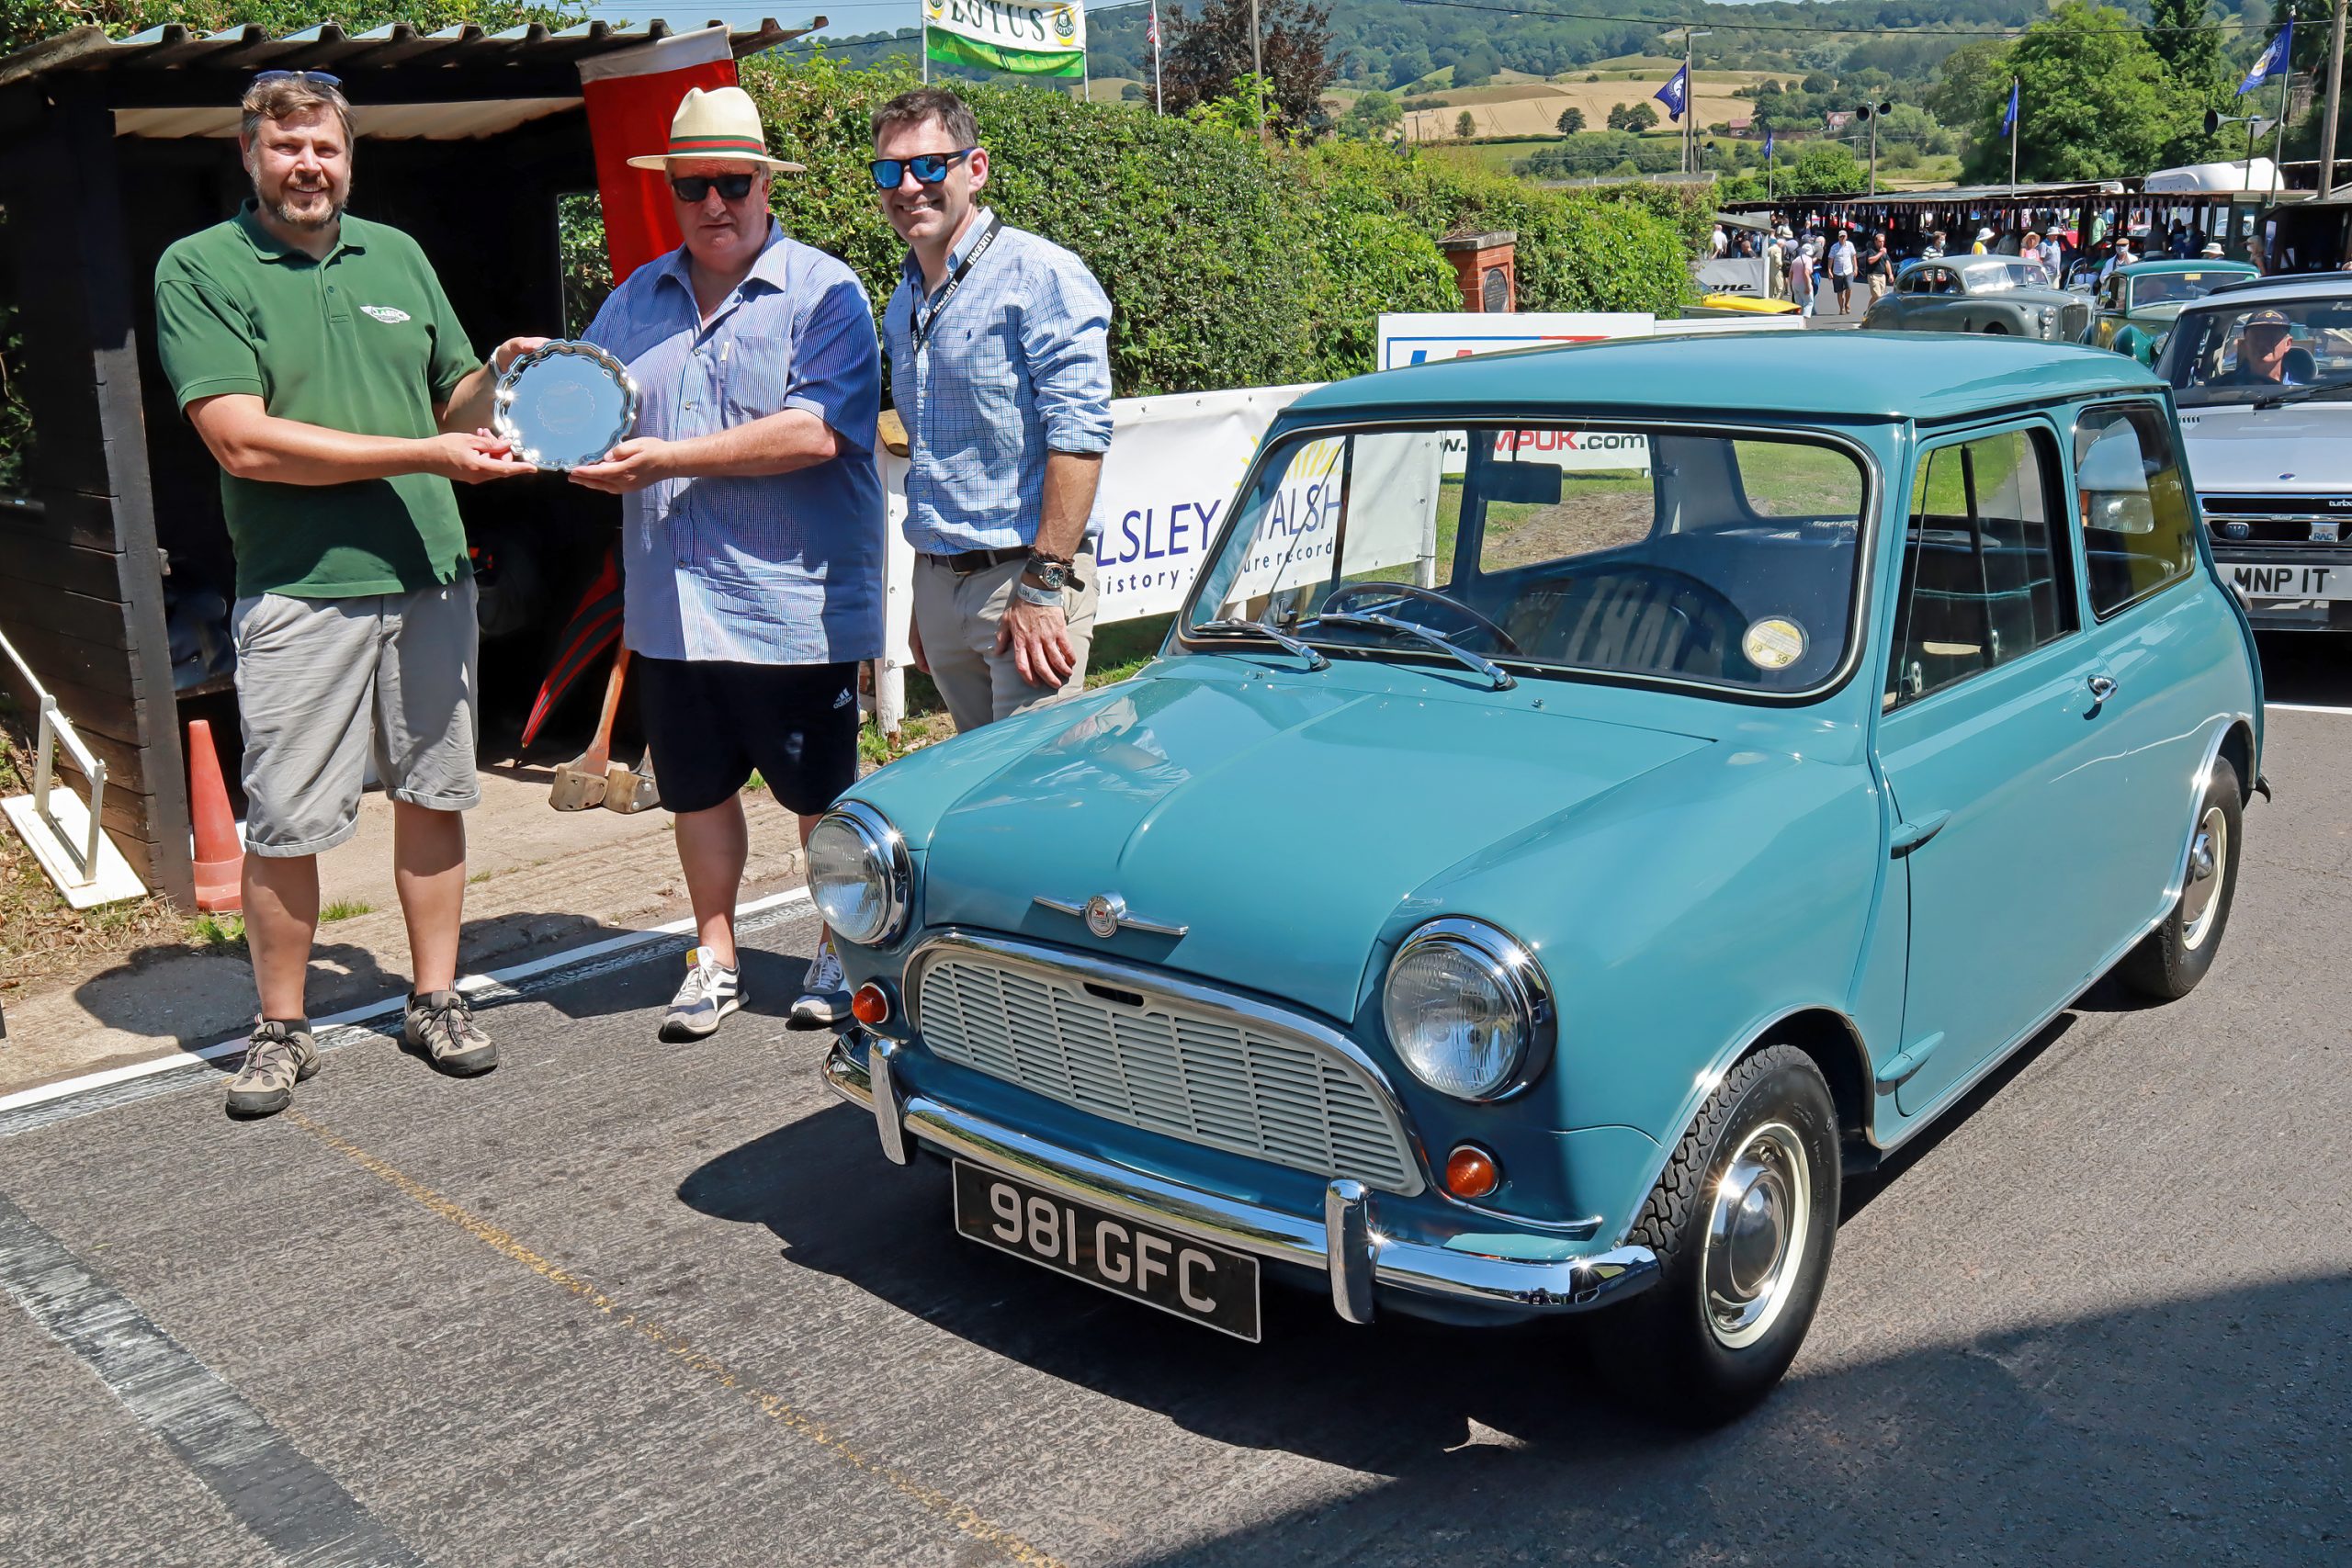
[360,304,412,323]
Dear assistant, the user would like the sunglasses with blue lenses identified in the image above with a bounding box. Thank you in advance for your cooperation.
[253,69,342,88]
[671,173,759,202]
[868,148,977,189]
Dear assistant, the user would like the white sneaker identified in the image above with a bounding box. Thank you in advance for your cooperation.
[787,933,852,1032]
[660,947,743,1042]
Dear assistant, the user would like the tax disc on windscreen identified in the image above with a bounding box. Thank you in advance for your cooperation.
[1743,616,1807,671]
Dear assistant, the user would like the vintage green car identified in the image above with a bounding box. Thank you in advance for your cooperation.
[811,333,2263,1422]
[2087,258,2259,363]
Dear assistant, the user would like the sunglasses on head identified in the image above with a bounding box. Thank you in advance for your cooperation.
[670,172,759,202]
[868,149,976,189]
[253,69,342,88]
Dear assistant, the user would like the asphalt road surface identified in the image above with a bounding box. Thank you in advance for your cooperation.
[2,650,2347,1568]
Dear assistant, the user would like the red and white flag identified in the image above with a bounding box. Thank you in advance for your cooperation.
[578,26,739,284]
[1147,1,1159,46]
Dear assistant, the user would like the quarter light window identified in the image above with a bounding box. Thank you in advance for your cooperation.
[1886,427,2075,709]
[2074,403,2197,618]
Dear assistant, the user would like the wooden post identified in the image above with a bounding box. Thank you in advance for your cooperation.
[0,97,194,907]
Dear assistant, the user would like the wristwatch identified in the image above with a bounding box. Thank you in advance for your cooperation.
[1023,554,1075,593]
[1012,578,1063,608]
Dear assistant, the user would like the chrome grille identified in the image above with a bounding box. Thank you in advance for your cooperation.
[2201,494,2352,546]
[2062,301,2092,341]
[914,951,1423,1195]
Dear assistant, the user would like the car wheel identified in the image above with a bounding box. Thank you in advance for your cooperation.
[2116,756,2243,1000]
[1589,1044,1840,1425]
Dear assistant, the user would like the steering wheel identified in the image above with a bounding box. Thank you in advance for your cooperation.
[1566,565,1754,670]
[1319,581,1522,655]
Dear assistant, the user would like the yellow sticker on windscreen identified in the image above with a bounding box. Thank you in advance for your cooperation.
[1744,616,1807,671]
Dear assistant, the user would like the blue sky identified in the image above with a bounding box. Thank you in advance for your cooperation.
[582,4,924,43]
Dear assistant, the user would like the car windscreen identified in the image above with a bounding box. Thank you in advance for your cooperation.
[2129,270,2236,308]
[2160,296,2352,404]
[1963,259,2053,292]
[1182,424,1869,695]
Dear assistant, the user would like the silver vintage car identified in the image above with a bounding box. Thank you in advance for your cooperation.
[1863,256,2094,341]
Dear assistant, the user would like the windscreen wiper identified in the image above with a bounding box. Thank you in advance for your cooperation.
[1190,618,1330,671]
[2251,372,2352,411]
[1299,611,1516,691]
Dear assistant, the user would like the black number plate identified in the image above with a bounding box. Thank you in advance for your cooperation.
[950,1160,1261,1343]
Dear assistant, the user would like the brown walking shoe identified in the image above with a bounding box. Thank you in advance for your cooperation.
[224,1020,320,1119]
[401,989,499,1077]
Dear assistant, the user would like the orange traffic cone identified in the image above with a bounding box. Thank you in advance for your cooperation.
[187,718,243,912]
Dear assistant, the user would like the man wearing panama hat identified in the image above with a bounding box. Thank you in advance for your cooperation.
[572,85,885,1043]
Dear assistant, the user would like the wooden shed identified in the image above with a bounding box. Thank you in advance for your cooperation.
[0,16,811,907]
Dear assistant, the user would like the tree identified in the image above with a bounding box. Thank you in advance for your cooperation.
[1162,0,1340,139]
[1556,106,1586,135]
[1343,88,1401,141]
[1962,3,2187,182]
[1786,140,1865,194]
[1456,109,1476,139]
[1927,38,2010,131]
[1605,101,1634,130]
[1621,100,1659,132]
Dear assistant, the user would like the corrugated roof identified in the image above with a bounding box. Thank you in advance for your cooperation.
[0,17,821,92]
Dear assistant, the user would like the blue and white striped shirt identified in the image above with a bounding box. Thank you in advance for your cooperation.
[881,209,1114,555]
[586,223,884,665]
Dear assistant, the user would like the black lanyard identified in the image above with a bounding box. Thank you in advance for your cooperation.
[909,214,1002,357]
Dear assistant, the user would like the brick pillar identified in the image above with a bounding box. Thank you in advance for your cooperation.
[1440,230,1518,311]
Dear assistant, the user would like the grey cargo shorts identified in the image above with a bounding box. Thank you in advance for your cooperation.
[230,578,480,857]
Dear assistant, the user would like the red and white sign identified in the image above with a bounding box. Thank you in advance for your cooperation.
[578,26,739,283]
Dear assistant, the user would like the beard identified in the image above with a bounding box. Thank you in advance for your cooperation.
[266,183,347,230]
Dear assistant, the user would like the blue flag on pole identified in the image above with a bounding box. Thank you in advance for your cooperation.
[2240,22,2293,96]
[2001,79,2018,137]
[1762,127,1775,159]
[1655,64,1689,123]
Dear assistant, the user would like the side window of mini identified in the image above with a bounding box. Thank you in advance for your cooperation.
[2074,402,2199,618]
[1884,426,2078,709]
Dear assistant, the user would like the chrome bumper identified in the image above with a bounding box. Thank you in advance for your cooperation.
[821,1035,1658,1324]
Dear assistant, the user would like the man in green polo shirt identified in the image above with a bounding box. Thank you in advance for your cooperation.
[155,71,542,1119]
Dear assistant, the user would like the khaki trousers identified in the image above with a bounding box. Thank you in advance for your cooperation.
[914,544,1099,732]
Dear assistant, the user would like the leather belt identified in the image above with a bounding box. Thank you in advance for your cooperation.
[922,547,1031,576]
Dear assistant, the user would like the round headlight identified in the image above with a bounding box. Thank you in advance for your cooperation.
[1381,919,1555,1101]
[807,802,910,947]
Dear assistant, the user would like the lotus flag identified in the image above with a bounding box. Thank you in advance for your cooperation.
[1655,64,1689,123]
[926,0,1087,80]
[2240,22,2293,96]
[2001,78,2018,137]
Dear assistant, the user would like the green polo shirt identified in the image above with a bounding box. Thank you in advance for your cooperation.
[153,206,479,600]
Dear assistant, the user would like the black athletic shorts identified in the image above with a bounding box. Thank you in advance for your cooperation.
[635,655,860,816]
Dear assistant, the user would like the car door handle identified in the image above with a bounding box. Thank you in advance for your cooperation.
[2087,674,2119,707]
[1890,810,1951,857]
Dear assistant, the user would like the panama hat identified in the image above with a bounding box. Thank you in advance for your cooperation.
[626,85,804,175]
[2199,240,2226,256]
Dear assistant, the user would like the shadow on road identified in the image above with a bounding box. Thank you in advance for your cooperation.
[681,1089,2346,1562]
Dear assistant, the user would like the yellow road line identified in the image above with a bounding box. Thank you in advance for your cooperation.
[287,1110,1067,1568]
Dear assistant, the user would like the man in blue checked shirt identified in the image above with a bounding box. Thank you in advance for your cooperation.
[572,85,884,1039]
[870,86,1114,734]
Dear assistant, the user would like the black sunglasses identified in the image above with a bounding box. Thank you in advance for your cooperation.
[868,149,976,189]
[253,69,342,88]
[671,172,759,202]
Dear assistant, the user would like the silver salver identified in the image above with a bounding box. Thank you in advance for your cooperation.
[493,340,639,471]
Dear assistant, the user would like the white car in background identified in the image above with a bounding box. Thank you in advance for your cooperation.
[2157,275,2352,632]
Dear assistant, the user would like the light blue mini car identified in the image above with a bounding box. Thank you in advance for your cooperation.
[812,334,2264,1420]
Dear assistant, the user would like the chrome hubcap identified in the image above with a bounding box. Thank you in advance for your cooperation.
[2181,806,2227,952]
[1702,1122,1812,1349]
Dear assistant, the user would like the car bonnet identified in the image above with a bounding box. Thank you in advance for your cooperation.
[909,664,1713,1022]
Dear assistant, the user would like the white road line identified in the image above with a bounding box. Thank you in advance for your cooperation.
[0,886,813,1116]
[2264,701,2352,715]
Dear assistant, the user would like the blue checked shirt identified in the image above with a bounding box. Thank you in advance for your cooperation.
[585,223,884,665]
[881,209,1114,554]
